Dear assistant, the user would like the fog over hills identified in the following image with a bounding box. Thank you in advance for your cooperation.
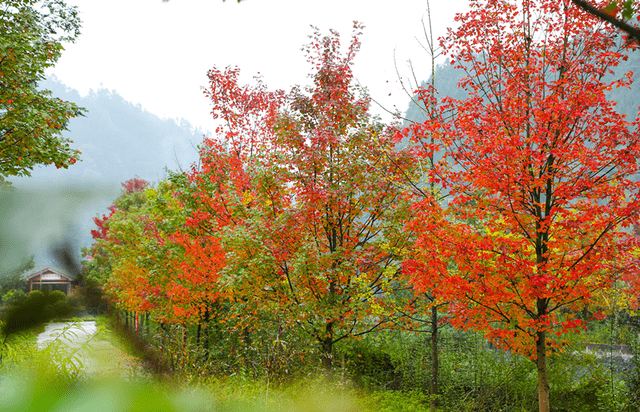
[17,76,204,184]
[403,50,640,125]
[4,77,207,274]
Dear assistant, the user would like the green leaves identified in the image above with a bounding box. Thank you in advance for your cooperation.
[0,0,84,183]
[604,0,637,19]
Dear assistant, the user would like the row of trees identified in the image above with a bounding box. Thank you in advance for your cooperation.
[84,1,640,411]
[85,23,417,370]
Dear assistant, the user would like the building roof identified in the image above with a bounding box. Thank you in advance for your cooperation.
[24,266,74,281]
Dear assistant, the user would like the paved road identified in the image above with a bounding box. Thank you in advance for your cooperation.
[36,321,144,379]
[37,321,98,347]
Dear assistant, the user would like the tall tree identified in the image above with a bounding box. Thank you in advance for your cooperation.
[85,174,228,332]
[189,24,414,369]
[405,0,640,411]
[0,0,84,185]
[397,2,450,409]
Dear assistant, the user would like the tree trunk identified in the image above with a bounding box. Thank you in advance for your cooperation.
[430,305,439,412]
[321,337,333,370]
[203,308,210,360]
[321,320,334,370]
[182,324,187,370]
[537,330,550,412]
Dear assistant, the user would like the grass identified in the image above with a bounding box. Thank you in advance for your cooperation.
[237,379,434,411]
[1,317,438,411]
[0,372,435,412]
[195,376,434,412]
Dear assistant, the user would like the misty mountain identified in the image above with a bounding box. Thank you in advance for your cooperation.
[402,61,468,128]
[16,76,204,184]
[5,77,208,274]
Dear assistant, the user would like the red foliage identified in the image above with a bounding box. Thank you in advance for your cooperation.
[90,178,149,241]
[90,205,117,241]
[405,0,640,409]
[121,177,149,195]
[183,23,411,367]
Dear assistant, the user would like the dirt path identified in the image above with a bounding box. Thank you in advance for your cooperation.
[36,321,145,379]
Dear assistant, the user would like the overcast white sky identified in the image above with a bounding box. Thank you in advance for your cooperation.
[49,0,469,134]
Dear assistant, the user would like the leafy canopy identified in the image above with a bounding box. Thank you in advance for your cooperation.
[0,0,83,185]
[404,0,640,409]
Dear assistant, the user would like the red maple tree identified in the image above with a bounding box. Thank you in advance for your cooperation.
[188,23,413,369]
[404,0,640,410]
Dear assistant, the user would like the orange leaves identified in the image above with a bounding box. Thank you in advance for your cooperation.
[177,24,415,355]
[603,1,622,16]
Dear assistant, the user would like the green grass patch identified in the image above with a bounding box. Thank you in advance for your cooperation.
[0,371,438,412]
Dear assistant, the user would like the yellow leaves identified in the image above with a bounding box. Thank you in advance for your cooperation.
[241,191,253,207]
[370,300,385,318]
[350,274,372,302]
[380,242,408,258]
[592,281,638,316]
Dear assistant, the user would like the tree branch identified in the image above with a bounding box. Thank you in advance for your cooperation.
[571,0,640,44]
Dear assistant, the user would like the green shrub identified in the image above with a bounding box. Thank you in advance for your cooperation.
[50,300,74,319]
[1,291,49,337]
[46,290,67,306]
[339,327,539,411]
[0,289,27,308]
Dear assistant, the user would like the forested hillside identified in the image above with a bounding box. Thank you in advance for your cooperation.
[15,76,203,184]
[7,77,205,272]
